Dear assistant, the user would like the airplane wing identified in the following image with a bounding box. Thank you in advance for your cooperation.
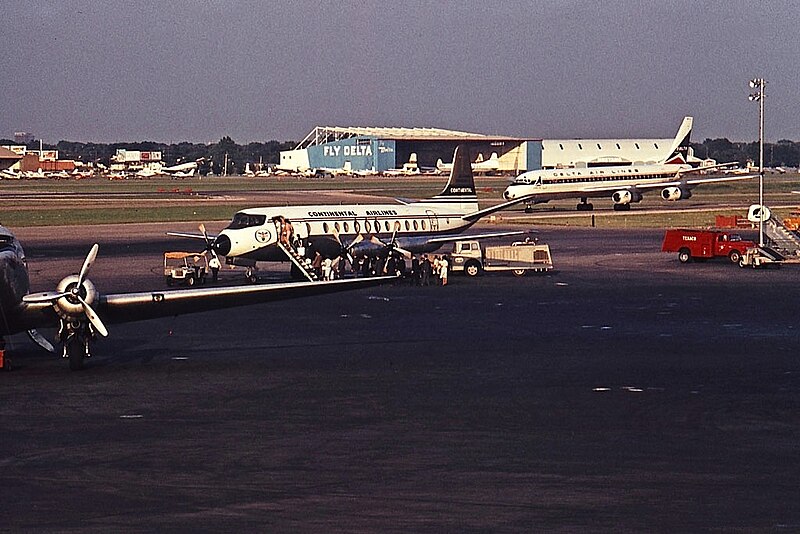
[427,229,528,245]
[573,173,756,194]
[18,276,395,331]
[98,276,394,324]
[166,231,217,240]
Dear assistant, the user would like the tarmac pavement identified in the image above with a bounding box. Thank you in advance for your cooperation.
[2,224,800,531]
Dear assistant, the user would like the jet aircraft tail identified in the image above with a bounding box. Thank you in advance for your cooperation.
[433,144,476,199]
[661,116,693,165]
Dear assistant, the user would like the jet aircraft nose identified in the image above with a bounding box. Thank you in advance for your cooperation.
[503,189,514,200]
[212,234,231,256]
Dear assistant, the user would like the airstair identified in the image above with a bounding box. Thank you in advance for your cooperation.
[765,215,800,258]
[273,218,319,282]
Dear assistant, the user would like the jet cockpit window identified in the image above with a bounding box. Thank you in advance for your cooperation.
[227,213,267,229]
[0,235,16,253]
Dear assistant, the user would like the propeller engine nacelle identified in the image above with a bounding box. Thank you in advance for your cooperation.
[661,186,692,201]
[53,274,99,319]
[611,190,642,205]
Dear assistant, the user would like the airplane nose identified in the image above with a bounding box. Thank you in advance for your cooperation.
[212,234,231,256]
[503,190,513,200]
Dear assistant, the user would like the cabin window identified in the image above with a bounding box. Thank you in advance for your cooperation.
[597,144,602,150]
[354,221,360,233]
[404,221,410,231]
[413,220,419,230]
[577,143,583,150]
[616,143,621,149]
[559,144,564,150]
[305,223,311,236]
[635,143,640,149]
[323,222,329,233]
[384,221,391,232]
[334,222,340,233]
[374,220,379,231]
[364,220,371,233]
[394,221,401,231]
[654,143,659,149]
[421,220,427,230]
[343,222,350,232]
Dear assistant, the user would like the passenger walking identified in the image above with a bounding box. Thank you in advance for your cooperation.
[312,251,323,278]
[322,257,332,281]
[410,255,420,285]
[208,254,221,282]
[420,254,432,286]
[439,255,449,286]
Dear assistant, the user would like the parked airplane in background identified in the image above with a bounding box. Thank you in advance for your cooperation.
[171,145,527,280]
[437,152,500,175]
[160,158,203,177]
[502,117,754,211]
[0,225,391,370]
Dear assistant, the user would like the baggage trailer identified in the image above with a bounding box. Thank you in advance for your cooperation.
[450,239,553,277]
[661,229,756,264]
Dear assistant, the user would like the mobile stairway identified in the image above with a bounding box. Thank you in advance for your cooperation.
[739,210,800,268]
[274,218,320,282]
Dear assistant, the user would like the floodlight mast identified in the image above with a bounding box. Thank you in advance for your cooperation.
[749,78,766,247]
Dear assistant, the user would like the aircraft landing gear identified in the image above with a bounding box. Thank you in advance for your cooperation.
[576,198,594,211]
[524,203,534,214]
[613,203,631,211]
[245,266,259,284]
[58,319,94,371]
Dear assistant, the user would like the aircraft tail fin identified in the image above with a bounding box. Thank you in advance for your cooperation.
[434,145,476,199]
[662,116,693,164]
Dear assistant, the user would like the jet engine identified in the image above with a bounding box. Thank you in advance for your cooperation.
[661,186,692,201]
[611,190,642,205]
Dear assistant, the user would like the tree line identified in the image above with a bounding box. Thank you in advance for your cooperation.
[691,138,800,168]
[3,136,800,172]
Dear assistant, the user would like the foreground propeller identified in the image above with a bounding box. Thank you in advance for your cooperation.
[199,223,219,259]
[23,244,108,369]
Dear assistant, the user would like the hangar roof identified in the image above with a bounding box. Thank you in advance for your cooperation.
[295,126,526,149]
[541,137,676,167]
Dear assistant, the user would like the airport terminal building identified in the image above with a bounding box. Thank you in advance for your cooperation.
[279,125,689,175]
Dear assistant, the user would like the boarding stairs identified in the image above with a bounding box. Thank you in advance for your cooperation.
[273,218,319,282]
[765,215,800,259]
[277,241,319,282]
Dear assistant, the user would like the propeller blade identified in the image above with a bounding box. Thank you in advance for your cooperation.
[78,244,99,286]
[27,329,56,353]
[22,290,69,304]
[395,246,413,259]
[78,296,108,337]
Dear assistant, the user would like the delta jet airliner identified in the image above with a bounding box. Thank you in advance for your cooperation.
[502,117,755,211]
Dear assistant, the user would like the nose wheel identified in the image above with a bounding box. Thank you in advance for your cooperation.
[58,319,95,371]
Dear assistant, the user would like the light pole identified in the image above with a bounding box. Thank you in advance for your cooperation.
[749,78,766,247]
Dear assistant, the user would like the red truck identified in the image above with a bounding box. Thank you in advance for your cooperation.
[662,229,756,264]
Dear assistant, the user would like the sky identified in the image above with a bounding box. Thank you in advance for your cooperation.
[2,0,798,144]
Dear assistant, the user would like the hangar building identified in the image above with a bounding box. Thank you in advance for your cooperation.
[278,126,538,174]
[279,122,692,175]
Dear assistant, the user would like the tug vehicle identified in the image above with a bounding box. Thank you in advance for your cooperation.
[450,239,553,277]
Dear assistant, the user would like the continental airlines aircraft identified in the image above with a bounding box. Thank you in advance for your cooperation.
[176,145,524,279]
[0,225,391,370]
[502,117,755,211]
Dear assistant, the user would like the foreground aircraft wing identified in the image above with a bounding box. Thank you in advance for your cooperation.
[19,277,394,331]
[98,277,394,324]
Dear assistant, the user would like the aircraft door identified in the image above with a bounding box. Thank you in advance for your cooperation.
[425,210,439,232]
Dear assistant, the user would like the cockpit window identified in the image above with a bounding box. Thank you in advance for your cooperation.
[227,213,267,229]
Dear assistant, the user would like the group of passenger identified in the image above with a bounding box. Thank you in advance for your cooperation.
[409,254,448,286]
[275,216,450,285]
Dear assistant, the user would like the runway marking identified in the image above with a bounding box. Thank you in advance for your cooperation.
[119,414,144,419]
[592,387,611,392]
[368,295,390,301]
[622,387,643,392]
[171,357,189,360]
[555,282,569,286]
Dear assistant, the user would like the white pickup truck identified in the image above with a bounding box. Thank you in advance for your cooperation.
[449,239,553,277]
